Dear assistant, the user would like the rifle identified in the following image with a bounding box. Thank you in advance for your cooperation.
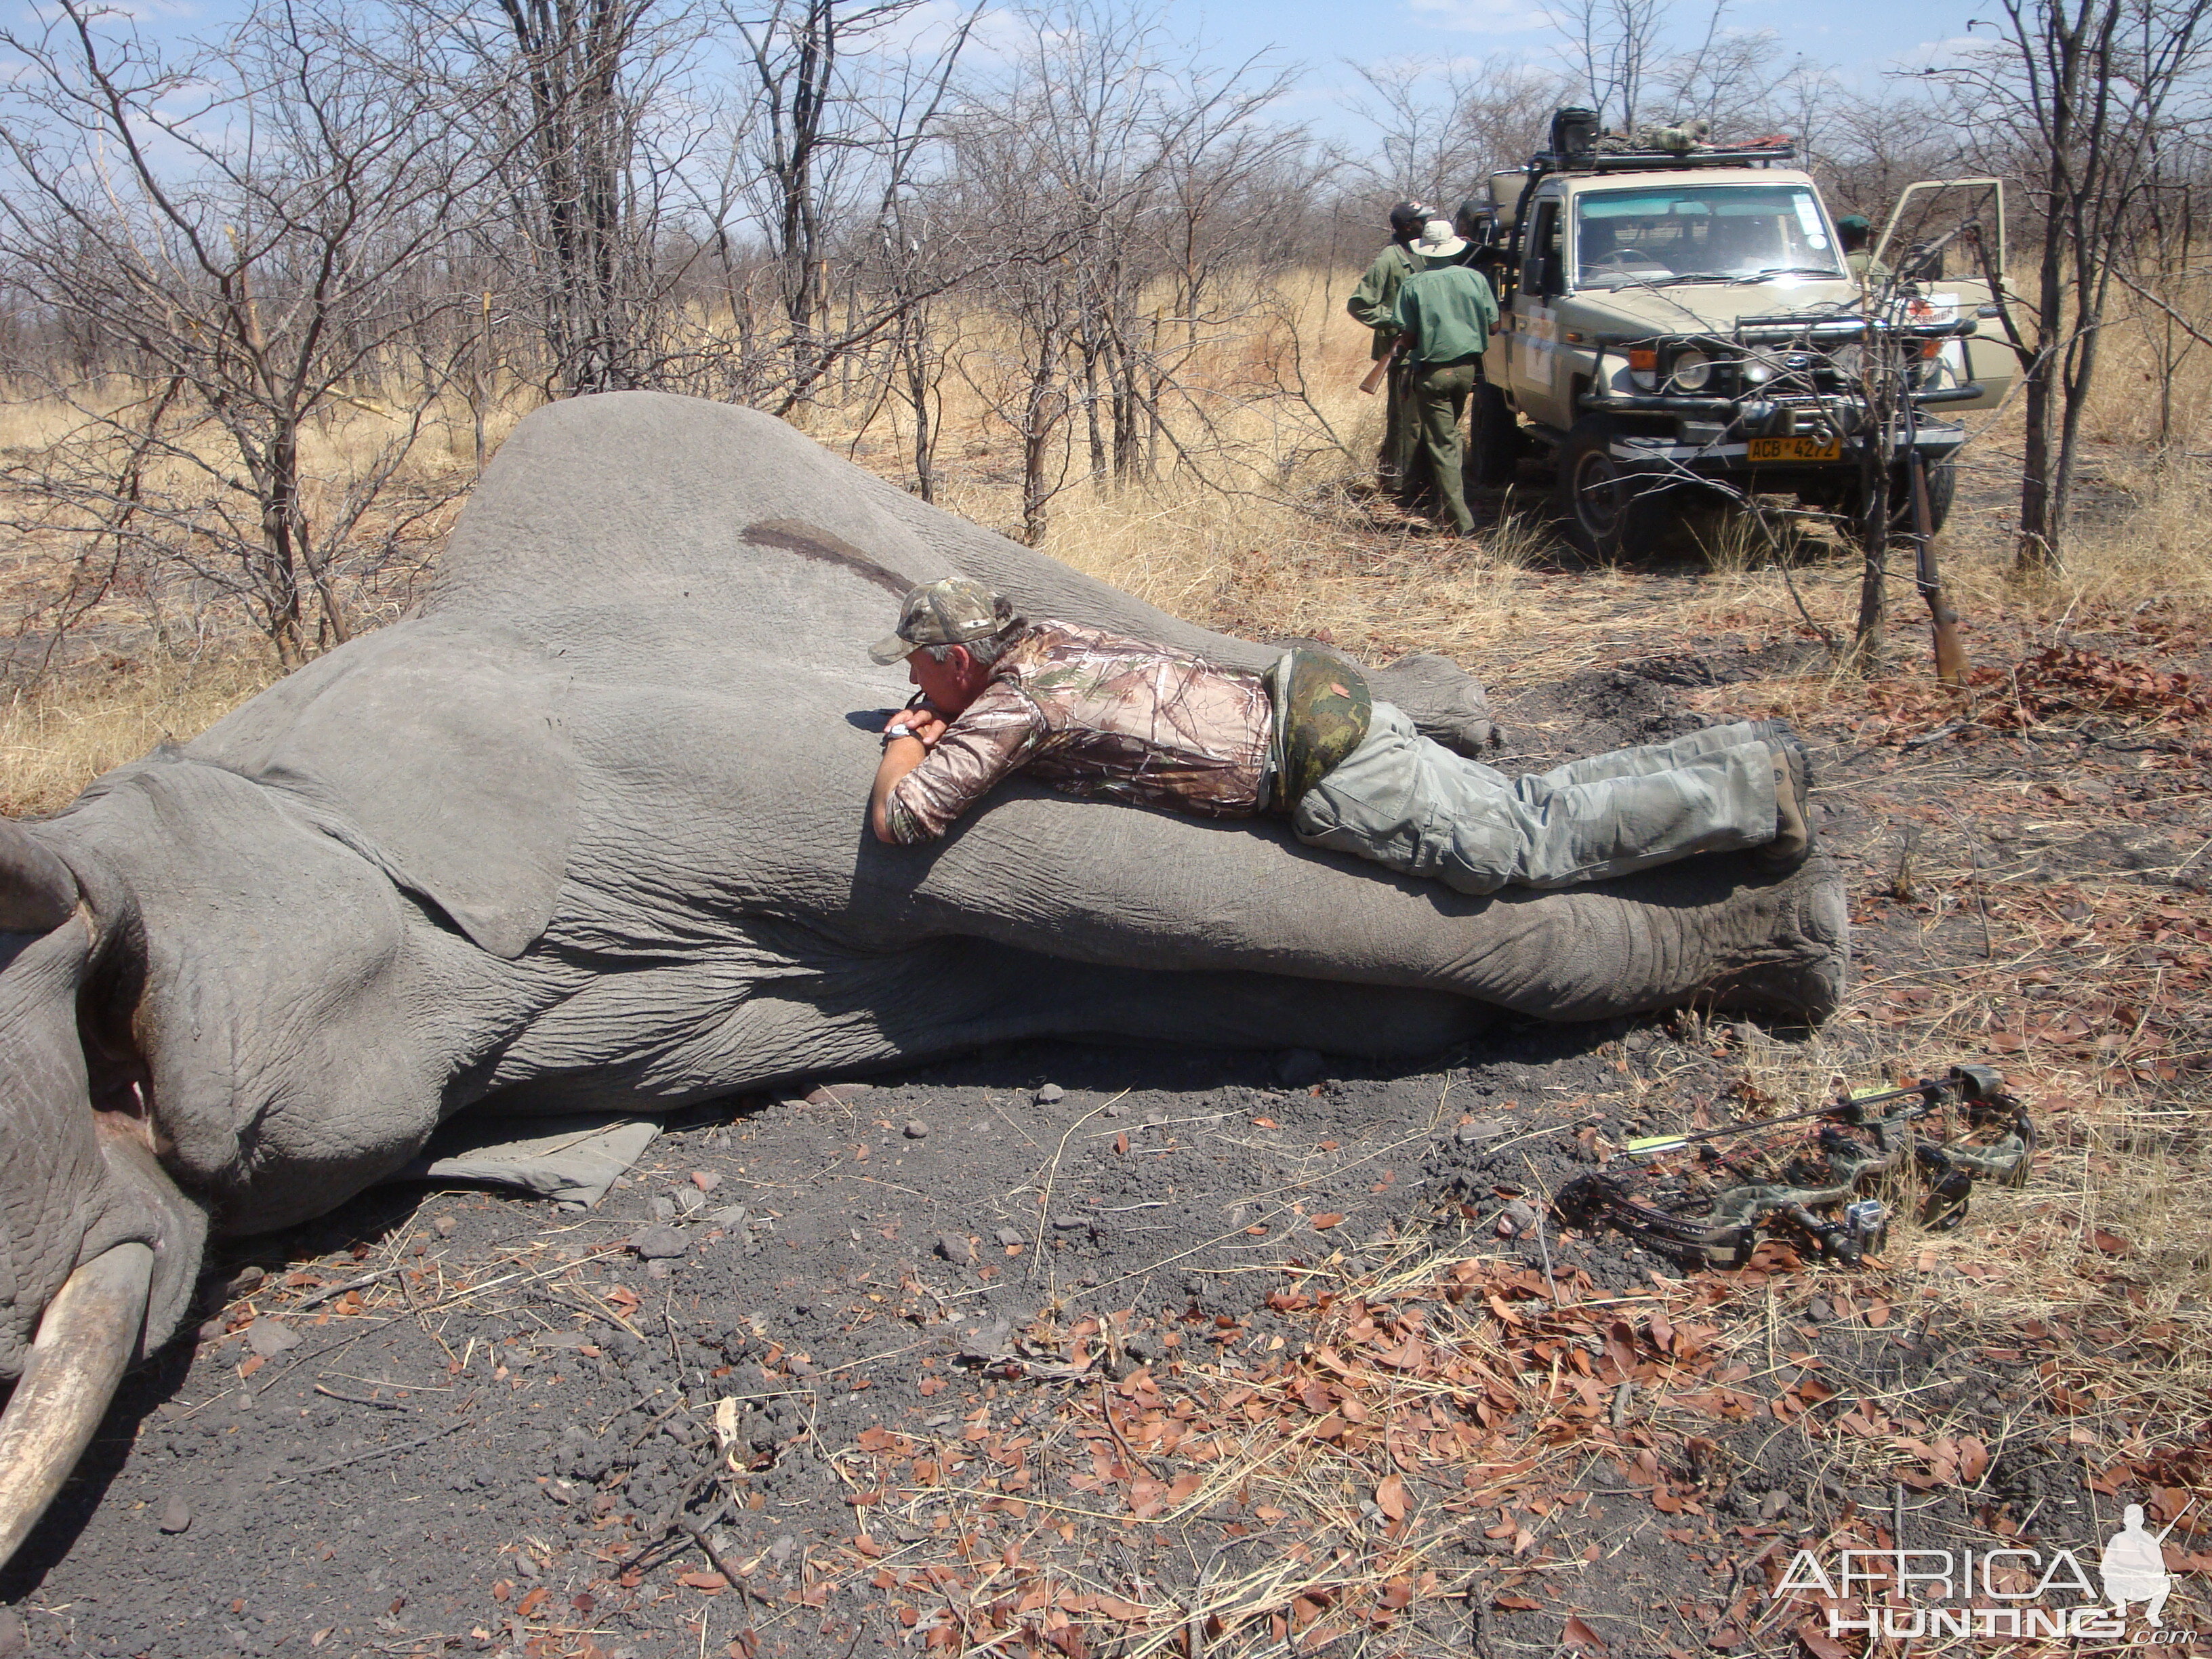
[1359,335,1406,395]
[1908,445,1969,687]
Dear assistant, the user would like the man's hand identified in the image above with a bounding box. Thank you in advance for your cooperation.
[871,705,949,842]
[884,707,947,747]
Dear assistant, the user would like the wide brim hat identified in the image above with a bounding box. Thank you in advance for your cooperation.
[1413,220,1468,260]
[867,576,1010,664]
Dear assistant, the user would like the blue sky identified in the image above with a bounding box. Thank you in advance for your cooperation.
[1168,0,1972,138]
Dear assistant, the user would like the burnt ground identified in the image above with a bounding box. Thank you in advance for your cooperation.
[6,528,2212,1658]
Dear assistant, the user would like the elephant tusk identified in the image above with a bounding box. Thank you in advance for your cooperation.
[0,1242,152,1567]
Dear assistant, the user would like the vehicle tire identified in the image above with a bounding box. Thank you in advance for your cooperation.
[1553,417,1665,560]
[1835,455,1957,541]
[1917,455,1957,535]
[1467,377,1521,489]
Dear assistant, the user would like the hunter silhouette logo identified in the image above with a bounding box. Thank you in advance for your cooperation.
[2102,1505,2172,1627]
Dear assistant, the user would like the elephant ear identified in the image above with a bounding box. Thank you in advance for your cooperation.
[0,821,78,935]
[190,621,577,960]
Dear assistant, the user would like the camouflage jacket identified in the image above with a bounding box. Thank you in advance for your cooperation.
[880,621,1273,844]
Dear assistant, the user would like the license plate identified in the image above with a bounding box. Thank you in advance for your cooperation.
[1748,435,1843,463]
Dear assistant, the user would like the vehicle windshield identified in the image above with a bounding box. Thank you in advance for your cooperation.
[1573,184,1843,288]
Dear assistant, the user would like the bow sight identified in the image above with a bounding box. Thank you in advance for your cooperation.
[1555,1064,2033,1271]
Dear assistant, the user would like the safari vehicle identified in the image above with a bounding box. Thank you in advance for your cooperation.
[1460,110,2015,560]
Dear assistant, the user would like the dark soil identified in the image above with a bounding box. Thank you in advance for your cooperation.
[5,628,2209,1659]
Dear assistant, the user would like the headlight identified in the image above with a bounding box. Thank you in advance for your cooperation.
[1742,358,1774,385]
[1669,348,1713,391]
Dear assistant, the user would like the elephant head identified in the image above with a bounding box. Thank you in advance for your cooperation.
[0,817,207,1563]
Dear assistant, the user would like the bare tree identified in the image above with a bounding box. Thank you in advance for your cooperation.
[943,1,1322,543]
[1938,0,2212,570]
[722,0,983,405]
[1654,3,1788,132]
[1558,0,1673,131]
[2124,137,2212,449]
[0,0,511,665]
[421,0,709,397]
[1343,58,1564,209]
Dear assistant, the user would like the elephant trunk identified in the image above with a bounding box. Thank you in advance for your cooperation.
[0,1242,152,1565]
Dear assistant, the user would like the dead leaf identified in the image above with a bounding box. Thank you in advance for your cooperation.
[1492,1593,1541,1610]
[1797,1620,1849,1659]
[1114,1132,1128,1156]
[1252,1117,1278,1128]
[1376,1473,1409,1521]
[677,1570,728,1593]
[1311,1213,1345,1231]
[1563,1615,1609,1654]
[516,1586,549,1618]
[2092,1228,2135,1256]
[1372,1336,1425,1370]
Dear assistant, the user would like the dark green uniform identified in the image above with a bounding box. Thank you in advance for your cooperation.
[1391,262,1500,535]
[1346,243,1419,489]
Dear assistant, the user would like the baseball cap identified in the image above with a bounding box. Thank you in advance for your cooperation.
[867,577,1011,665]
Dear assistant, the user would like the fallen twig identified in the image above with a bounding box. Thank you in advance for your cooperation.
[276,1416,472,1482]
[312,1382,411,1410]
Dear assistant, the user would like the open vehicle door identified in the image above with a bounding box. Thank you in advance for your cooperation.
[1876,178,2014,412]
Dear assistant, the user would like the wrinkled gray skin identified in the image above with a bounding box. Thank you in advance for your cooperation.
[0,390,1846,1391]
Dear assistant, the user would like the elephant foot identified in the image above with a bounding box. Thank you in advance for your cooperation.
[1700,851,1850,1026]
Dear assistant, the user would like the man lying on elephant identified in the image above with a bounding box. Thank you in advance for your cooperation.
[865,578,1814,892]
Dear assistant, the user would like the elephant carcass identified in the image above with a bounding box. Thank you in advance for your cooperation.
[0,390,1847,1560]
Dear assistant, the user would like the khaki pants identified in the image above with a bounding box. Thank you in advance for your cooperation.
[1408,357,1477,533]
[1291,708,1779,895]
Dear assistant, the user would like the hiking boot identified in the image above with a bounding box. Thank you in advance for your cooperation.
[1748,718,1809,770]
[1757,739,1816,872]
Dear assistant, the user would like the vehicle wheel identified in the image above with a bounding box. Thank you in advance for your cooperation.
[1917,455,1957,534]
[1835,455,1957,541]
[1467,378,1521,489]
[1553,417,1665,560]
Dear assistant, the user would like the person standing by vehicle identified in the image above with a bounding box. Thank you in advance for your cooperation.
[1391,219,1500,536]
[1837,214,1889,287]
[1346,200,1432,493]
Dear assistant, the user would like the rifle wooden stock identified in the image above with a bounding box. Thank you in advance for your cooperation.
[1908,449,1969,687]
[1359,337,1406,394]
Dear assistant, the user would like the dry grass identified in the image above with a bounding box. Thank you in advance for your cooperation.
[0,649,281,817]
[6,266,2212,1652]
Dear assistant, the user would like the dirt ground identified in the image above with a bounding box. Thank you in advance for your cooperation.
[5,459,2212,1659]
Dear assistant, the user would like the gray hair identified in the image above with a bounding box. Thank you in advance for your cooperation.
[922,604,1025,667]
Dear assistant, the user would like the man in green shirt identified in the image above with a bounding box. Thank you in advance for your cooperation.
[1391,218,1501,535]
[1838,214,1890,287]
[1345,200,1431,493]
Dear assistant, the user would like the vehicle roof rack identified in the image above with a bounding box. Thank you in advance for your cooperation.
[1528,140,1797,174]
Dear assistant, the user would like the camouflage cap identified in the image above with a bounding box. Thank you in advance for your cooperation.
[867,577,1010,664]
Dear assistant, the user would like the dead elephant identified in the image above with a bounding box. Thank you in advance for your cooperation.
[0,390,1847,1559]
